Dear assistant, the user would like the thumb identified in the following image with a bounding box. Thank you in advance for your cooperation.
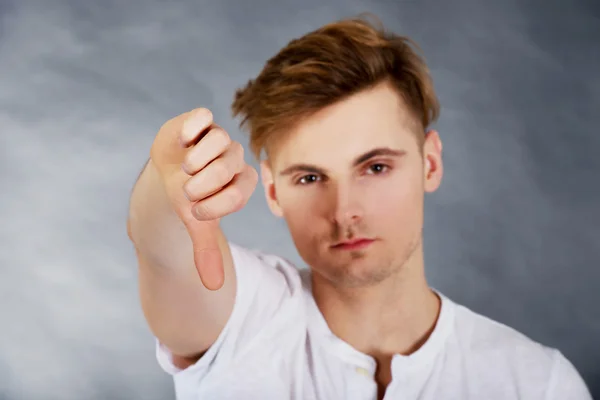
[161,162,226,291]
[185,218,225,291]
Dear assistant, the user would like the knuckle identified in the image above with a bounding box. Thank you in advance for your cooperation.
[233,141,245,157]
[227,186,245,210]
[230,142,246,171]
[192,107,213,123]
[182,154,194,172]
[183,147,201,171]
[214,162,233,184]
[249,166,259,183]
[181,108,214,143]
[213,127,231,147]
[182,180,198,200]
[193,202,215,220]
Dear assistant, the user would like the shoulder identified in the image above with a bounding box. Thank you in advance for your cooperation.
[158,244,310,378]
[446,296,591,399]
[228,242,305,290]
[228,242,297,271]
[451,300,555,360]
[227,242,311,317]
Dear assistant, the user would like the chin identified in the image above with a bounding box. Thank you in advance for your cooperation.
[312,254,396,289]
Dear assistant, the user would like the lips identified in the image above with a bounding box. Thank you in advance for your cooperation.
[331,238,375,251]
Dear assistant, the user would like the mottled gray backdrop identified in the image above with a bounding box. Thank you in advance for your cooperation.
[1,0,598,399]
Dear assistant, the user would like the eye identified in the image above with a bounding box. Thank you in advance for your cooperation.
[297,174,321,185]
[367,163,389,175]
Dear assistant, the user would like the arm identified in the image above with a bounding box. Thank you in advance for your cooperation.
[126,109,257,367]
[545,350,592,400]
[128,159,235,364]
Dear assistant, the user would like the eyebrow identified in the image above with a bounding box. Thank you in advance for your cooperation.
[279,147,407,176]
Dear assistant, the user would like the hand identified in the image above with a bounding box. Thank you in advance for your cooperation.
[150,108,258,289]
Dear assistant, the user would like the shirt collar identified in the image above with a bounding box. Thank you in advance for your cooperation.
[300,269,455,372]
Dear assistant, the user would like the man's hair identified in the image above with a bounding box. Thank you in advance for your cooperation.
[231,14,440,160]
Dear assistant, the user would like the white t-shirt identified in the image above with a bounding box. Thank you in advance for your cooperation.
[156,243,592,400]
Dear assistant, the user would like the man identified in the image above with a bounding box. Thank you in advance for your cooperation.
[126,16,592,400]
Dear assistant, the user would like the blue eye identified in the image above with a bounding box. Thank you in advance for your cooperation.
[298,174,320,185]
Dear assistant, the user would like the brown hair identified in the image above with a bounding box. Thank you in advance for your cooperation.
[231,14,440,160]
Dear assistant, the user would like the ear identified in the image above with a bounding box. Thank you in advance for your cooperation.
[260,160,284,217]
[422,129,444,193]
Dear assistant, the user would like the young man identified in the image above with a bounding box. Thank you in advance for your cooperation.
[127,16,592,400]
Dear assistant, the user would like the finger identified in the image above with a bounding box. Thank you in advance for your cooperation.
[185,220,225,290]
[181,127,232,175]
[183,142,245,202]
[192,164,258,221]
[180,108,214,147]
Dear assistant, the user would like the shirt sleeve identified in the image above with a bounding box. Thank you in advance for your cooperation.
[154,242,304,379]
[545,350,593,400]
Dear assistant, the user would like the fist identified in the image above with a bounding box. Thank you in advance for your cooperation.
[152,108,258,225]
[180,109,257,221]
[150,108,258,290]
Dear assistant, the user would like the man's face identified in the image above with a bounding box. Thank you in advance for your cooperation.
[260,82,443,288]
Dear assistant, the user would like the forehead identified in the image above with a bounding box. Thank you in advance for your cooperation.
[270,82,420,170]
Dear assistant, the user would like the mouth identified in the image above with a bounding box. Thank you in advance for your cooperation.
[331,238,375,251]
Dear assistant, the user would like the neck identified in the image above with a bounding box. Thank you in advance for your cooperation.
[311,241,441,358]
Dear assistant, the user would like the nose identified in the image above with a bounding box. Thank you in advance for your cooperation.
[331,181,363,226]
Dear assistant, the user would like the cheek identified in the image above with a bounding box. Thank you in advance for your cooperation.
[279,193,326,242]
[278,184,328,223]
[363,172,424,230]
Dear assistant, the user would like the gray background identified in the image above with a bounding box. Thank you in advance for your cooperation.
[1,0,598,399]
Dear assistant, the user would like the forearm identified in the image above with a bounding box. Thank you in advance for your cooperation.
[127,159,236,356]
[127,159,192,269]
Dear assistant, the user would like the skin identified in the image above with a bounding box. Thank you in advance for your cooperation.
[260,81,444,394]
[130,80,444,397]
